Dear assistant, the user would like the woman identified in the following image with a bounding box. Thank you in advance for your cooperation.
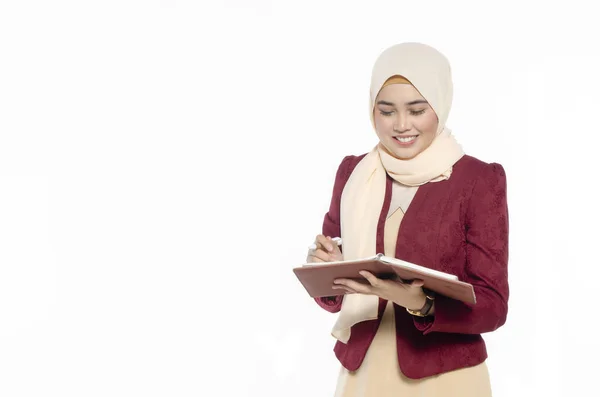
[307,42,509,396]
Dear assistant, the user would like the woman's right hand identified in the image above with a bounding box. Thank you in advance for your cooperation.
[306,234,343,263]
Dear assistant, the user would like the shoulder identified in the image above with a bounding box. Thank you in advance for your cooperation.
[452,155,507,185]
[334,153,369,183]
[328,153,369,198]
[446,155,507,212]
[453,155,508,218]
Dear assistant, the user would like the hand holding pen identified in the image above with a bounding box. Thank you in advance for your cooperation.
[306,235,343,264]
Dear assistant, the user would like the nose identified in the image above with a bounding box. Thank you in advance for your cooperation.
[393,113,411,132]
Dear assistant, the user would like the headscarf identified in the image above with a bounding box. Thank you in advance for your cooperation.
[331,43,464,343]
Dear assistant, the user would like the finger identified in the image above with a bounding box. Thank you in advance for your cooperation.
[409,279,425,288]
[358,271,380,287]
[330,241,343,257]
[334,278,372,294]
[307,248,334,263]
[332,285,357,294]
[310,235,327,251]
[315,234,334,252]
[306,254,325,263]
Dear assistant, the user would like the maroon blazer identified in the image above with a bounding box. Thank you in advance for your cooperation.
[315,153,509,379]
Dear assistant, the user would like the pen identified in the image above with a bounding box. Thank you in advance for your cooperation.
[309,237,342,251]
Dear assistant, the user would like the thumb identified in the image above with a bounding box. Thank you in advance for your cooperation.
[410,279,424,288]
[331,245,342,260]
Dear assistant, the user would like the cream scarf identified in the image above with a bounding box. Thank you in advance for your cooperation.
[331,43,464,343]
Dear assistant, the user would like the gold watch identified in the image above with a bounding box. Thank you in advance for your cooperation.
[406,290,435,317]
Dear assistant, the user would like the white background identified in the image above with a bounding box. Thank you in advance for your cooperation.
[1,1,598,396]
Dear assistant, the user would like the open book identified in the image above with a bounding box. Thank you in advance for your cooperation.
[293,253,476,304]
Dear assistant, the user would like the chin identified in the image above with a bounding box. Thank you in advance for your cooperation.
[390,147,419,160]
[380,139,423,160]
[396,153,417,160]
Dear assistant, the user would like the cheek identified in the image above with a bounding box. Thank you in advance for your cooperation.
[374,114,393,134]
[419,113,439,140]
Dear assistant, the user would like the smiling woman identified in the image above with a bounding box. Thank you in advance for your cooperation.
[373,76,439,160]
[305,42,509,397]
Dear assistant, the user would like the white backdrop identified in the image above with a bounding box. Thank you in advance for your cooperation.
[1,1,599,396]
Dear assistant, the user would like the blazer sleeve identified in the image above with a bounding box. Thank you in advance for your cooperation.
[313,156,354,313]
[414,162,509,335]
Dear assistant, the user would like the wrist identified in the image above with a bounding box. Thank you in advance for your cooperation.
[392,292,426,311]
[406,289,436,317]
[407,294,427,311]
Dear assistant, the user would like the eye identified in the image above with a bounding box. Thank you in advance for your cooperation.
[409,109,426,116]
[379,110,394,117]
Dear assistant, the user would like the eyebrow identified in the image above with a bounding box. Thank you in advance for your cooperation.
[377,99,428,106]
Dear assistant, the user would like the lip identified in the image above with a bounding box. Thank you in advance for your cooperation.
[392,135,418,147]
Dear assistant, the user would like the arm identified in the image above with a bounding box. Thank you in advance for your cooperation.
[413,163,509,335]
[313,156,354,313]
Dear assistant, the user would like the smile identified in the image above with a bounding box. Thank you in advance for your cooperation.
[394,136,417,143]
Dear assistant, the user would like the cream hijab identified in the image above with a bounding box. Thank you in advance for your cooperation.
[331,43,464,343]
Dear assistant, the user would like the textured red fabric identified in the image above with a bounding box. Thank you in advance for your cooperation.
[313,153,509,379]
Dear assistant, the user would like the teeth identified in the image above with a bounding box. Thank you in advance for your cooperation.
[395,136,417,143]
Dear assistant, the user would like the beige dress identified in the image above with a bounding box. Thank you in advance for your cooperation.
[334,183,492,397]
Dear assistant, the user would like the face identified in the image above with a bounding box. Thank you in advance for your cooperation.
[373,83,439,160]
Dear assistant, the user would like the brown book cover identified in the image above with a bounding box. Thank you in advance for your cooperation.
[293,253,476,304]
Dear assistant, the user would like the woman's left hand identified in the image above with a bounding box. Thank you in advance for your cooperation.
[333,271,427,310]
